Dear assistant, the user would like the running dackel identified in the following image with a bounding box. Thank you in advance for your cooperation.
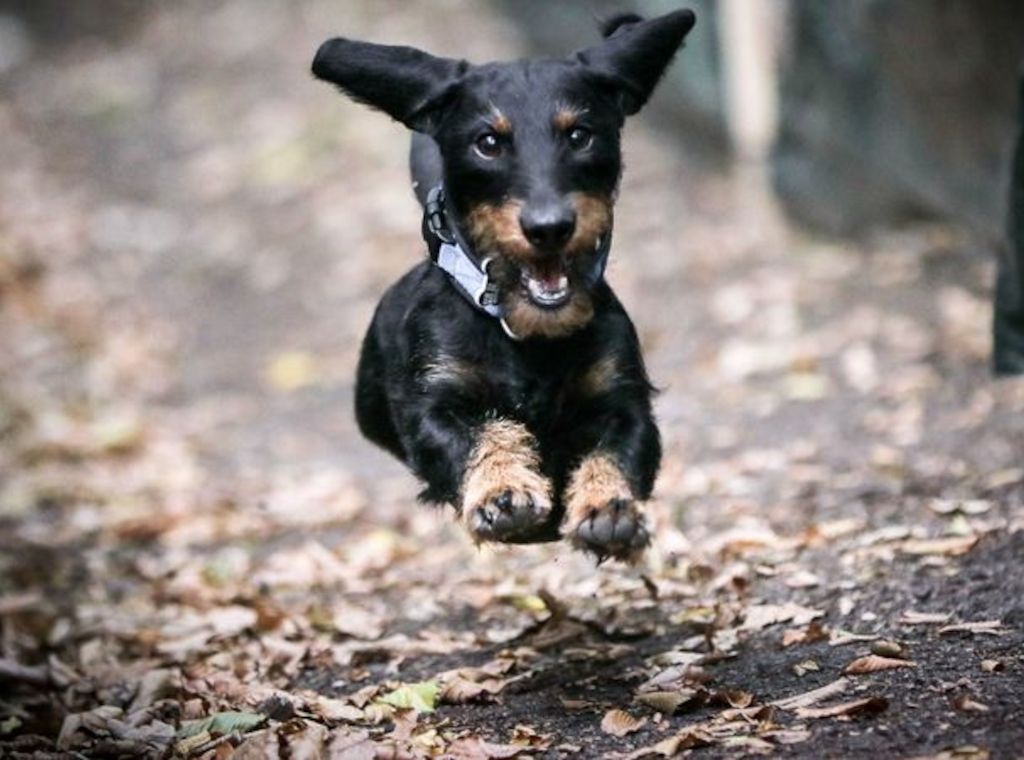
[312,9,696,561]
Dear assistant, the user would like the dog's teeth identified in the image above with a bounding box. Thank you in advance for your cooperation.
[524,274,569,306]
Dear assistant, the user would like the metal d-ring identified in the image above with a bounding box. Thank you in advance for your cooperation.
[499,317,521,340]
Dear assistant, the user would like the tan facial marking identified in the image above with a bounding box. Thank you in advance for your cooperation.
[565,192,613,257]
[466,194,611,263]
[490,107,512,136]
[554,102,588,132]
[461,419,552,539]
[466,200,532,261]
[554,108,579,131]
[502,290,594,339]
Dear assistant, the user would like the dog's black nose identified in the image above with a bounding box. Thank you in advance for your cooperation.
[520,204,576,249]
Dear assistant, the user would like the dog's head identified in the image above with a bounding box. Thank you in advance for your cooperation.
[313,10,695,338]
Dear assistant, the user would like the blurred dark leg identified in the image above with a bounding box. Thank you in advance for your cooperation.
[995,76,1024,376]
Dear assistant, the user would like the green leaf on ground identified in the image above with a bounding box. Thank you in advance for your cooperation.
[376,681,440,713]
[175,710,266,740]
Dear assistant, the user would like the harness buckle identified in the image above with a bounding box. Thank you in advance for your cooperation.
[424,186,455,245]
[477,257,501,308]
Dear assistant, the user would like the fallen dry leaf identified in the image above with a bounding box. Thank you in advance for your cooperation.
[440,675,506,704]
[985,467,1024,489]
[716,689,754,709]
[509,724,551,750]
[59,705,174,756]
[829,630,879,647]
[742,603,824,631]
[937,620,1008,637]
[773,678,850,710]
[793,659,820,677]
[282,721,329,760]
[899,535,978,556]
[952,695,990,713]
[635,688,706,714]
[844,655,917,675]
[234,728,284,759]
[795,696,889,719]
[311,696,364,723]
[783,620,828,648]
[330,604,386,640]
[601,709,647,738]
[559,699,592,711]
[761,727,811,745]
[325,729,381,759]
[638,664,712,692]
[446,736,529,759]
[870,640,906,658]
[785,570,821,589]
[719,735,775,753]
[616,727,715,759]
[928,499,992,516]
[899,610,952,625]
[781,629,805,648]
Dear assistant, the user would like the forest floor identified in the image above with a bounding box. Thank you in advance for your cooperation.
[1,2,1023,758]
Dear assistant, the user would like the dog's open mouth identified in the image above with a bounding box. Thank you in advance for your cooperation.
[521,260,571,309]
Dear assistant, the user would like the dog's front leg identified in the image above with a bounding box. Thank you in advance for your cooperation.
[459,419,553,542]
[403,404,552,543]
[562,401,661,562]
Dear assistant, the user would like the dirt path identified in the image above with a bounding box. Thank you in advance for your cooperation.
[1,2,1023,758]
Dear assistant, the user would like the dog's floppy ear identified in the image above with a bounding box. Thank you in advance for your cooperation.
[576,9,696,116]
[312,38,468,134]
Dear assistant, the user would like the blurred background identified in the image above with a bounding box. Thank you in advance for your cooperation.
[2,1,1024,755]
[2,0,1021,521]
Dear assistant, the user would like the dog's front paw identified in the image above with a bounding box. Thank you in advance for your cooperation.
[566,496,649,561]
[464,480,552,543]
[461,420,553,543]
[563,454,650,562]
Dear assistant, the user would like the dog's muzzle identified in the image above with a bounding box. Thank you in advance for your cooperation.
[422,185,611,335]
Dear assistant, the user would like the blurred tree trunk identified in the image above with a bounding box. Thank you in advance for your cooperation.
[771,0,1024,238]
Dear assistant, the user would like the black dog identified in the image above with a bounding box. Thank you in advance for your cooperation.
[312,9,695,561]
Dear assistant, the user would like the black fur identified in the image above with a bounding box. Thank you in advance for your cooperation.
[599,13,644,38]
[355,263,658,505]
[313,9,695,555]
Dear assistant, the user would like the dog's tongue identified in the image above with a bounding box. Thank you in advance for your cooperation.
[532,261,566,290]
[538,270,565,290]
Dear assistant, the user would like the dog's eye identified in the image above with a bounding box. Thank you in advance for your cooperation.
[474,132,504,159]
[566,126,593,151]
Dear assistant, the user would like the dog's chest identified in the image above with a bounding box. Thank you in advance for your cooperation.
[479,343,588,431]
